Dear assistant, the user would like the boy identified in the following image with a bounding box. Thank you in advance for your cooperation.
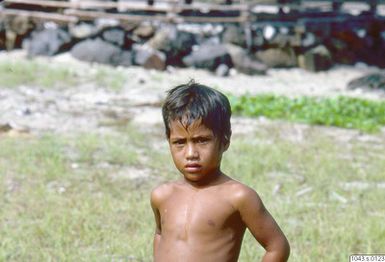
[151,81,290,262]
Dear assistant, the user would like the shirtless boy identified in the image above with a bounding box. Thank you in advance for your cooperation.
[151,81,290,262]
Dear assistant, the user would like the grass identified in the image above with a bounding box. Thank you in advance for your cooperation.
[0,60,78,89]
[1,123,384,261]
[0,59,127,90]
[224,128,385,261]
[229,94,385,132]
[1,55,384,260]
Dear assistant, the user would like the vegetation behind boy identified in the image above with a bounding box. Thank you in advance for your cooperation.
[151,80,290,261]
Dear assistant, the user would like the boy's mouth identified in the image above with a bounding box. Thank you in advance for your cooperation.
[184,163,202,173]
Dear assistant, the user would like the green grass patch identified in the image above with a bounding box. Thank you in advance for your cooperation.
[223,127,385,261]
[229,94,385,132]
[0,59,127,90]
[0,127,152,261]
[0,60,78,88]
[1,124,384,261]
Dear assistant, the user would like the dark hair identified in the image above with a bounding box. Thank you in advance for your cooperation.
[162,80,232,145]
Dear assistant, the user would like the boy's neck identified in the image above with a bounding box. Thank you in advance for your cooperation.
[182,169,228,189]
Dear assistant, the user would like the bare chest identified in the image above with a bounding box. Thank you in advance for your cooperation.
[160,191,242,239]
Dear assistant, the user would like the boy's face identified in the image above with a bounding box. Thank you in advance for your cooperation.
[168,118,228,184]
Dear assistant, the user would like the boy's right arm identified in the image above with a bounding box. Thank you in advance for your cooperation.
[150,187,163,257]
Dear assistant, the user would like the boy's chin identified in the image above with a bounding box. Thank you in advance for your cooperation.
[182,173,205,182]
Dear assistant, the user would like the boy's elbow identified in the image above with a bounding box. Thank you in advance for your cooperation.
[281,236,290,261]
[264,236,290,262]
[276,235,290,261]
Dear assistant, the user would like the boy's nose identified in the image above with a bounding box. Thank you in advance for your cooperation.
[186,143,198,159]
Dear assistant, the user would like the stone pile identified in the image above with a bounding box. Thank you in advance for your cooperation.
[1,15,385,75]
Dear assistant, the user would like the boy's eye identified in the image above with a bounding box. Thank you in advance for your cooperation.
[196,137,210,144]
[172,140,185,145]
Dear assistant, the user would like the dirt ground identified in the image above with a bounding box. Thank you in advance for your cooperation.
[1,50,384,144]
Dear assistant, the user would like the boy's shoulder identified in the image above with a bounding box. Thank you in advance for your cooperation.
[150,180,184,206]
[222,178,264,210]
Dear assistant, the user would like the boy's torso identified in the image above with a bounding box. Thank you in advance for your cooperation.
[155,179,247,262]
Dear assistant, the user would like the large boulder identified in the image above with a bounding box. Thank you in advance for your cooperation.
[133,44,166,71]
[222,25,246,47]
[3,16,35,49]
[255,47,297,68]
[71,38,132,66]
[182,43,233,71]
[298,45,333,72]
[133,23,156,41]
[226,44,267,75]
[147,25,197,66]
[347,73,385,91]
[24,27,72,56]
[101,27,126,47]
[69,22,97,39]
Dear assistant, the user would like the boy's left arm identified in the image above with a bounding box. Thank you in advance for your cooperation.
[236,187,290,262]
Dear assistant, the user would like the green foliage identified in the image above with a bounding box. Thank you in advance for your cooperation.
[229,94,385,132]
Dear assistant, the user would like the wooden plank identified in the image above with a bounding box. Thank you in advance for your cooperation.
[3,0,248,12]
[3,0,72,8]
[64,9,245,23]
[64,9,171,22]
[0,9,78,23]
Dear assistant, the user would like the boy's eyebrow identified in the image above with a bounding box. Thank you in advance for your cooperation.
[192,134,213,139]
[169,136,186,141]
[169,134,213,140]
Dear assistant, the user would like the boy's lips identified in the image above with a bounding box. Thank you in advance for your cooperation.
[184,163,202,173]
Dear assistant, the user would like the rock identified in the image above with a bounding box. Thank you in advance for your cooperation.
[3,16,35,49]
[147,25,197,66]
[255,47,297,68]
[133,44,166,70]
[95,18,121,31]
[4,15,34,35]
[133,23,156,40]
[71,38,132,66]
[182,43,233,71]
[24,28,72,57]
[347,73,385,90]
[222,25,246,47]
[298,45,333,72]
[263,25,276,41]
[0,122,30,137]
[226,44,267,75]
[69,22,97,39]
[0,122,12,133]
[269,33,292,48]
[101,27,126,47]
[301,32,317,48]
[119,51,133,67]
[215,63,230,77]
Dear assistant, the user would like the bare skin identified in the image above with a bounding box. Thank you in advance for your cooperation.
[151,119,290,262]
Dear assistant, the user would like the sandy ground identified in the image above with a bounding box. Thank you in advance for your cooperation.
[1,50,384,140]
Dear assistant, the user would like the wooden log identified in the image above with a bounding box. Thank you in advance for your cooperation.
[64,9,171,22]
[64,9,246,23]
[0,9,78,24]
[3,0,248,12]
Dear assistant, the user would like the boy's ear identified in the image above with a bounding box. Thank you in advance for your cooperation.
[222,139,230,152]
